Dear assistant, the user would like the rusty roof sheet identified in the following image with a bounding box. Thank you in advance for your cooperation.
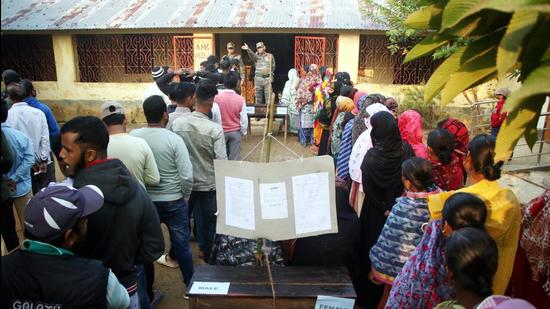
[1,0,385,31]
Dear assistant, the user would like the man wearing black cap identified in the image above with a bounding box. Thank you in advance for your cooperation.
[242,41,276,104]
[143,66,172,105]
[1,185,130,308]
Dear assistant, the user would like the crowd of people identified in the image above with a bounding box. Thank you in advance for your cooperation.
[1,53,548,309]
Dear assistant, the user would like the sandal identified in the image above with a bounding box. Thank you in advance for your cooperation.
[155,253,179,268]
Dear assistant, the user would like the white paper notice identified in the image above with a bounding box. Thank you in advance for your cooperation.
[225,177,255,230]
[292,172,331,234]
[314,295,355,309]
[189,281,230,295]
[259,182,288,219]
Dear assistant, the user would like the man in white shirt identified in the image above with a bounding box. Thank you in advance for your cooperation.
[100,101,160,188]
[5,82,50,194]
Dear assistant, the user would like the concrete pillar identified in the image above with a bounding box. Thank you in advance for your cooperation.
[192,32,214,71]
[52,34,77,85]
[337,33,360,82]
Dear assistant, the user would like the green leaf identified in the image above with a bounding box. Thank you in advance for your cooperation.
[520,15,550,80]
[404,32,449,63]
[495,64,550,161]
[423,30,503,103]
[440,47,498,105]
[497,9,540,80]
[440,0,548,31]
[405,5,443,30]
[494,95,545,161]
[502,63,550,113]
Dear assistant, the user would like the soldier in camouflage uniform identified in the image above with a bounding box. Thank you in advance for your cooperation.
[242,42,276,105]
[221,42,244,81]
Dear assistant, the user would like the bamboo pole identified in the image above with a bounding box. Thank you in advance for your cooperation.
[264,94,276,163]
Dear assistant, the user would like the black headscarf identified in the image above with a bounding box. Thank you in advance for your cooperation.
[361,111,414,212]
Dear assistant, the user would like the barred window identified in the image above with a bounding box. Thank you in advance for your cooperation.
[1,35,57,81]
[75,34,189,83]
[358,35,441,85]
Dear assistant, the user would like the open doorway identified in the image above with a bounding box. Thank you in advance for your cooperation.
[216,33,338,103]
[217,33,295,94]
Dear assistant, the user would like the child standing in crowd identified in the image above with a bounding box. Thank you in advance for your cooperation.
[369,158,442,290]
[428,128,465,191]
[387,192,488,308]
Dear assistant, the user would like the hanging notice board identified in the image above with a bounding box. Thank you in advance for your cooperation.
[214,155,337,241]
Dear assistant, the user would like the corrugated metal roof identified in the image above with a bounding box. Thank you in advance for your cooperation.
[1,0,385,31]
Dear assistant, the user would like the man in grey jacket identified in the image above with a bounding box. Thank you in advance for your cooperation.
[172,80,227,262]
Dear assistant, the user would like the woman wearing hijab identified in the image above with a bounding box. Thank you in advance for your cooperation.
[357,111,415,308]
[348,103,390,214]
[351,93,386,145]
[385,97,399,118]
[398,109,428,158]
[330,96,355,160]
[335,93,367,180]
[312,67,333,152]
[427,128,465,191]
[438,117,470,165]
[296,65,321,146]
[316,80,341,155]
[281,69,300,134]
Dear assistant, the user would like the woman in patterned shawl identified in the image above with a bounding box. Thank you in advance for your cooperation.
[295,64,321,146]
[369,157,442,285]
[351,93,386,145]
[427,128,465,191]
[316,80,341,155]
[386,192,488,309]
[438,117,470,164]
[330,96,355,160]
[506,190,550,308]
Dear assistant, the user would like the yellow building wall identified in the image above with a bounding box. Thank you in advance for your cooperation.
[29,32,519,124]
[337,33,360,82]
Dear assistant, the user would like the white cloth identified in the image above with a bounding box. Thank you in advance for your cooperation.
[212,102,222,126]
[349,103,390,184]
[107,133,160,188]
[239,101,248,136]
[6,102,50,162]
[143,82,170,105]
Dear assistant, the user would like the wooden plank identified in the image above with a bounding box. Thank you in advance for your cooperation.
[188,265,356,307]
[272,266,352,284]
[187,265,273,297]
